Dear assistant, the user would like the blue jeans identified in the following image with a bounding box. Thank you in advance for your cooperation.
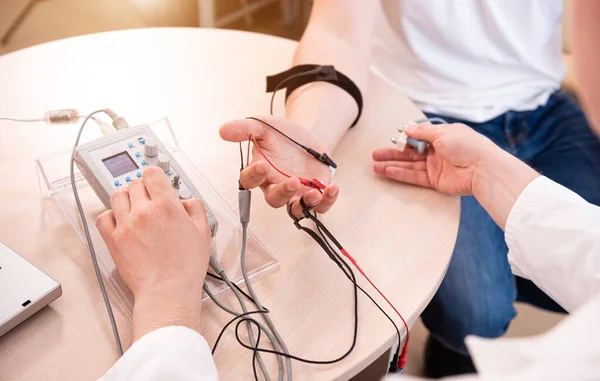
[421,91,600,356]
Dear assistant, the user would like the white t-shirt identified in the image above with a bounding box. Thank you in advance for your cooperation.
[370,0,565,123]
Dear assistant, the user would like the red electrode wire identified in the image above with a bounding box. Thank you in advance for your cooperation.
[244,133,408,370]
[250,134,289,178]
[249,134,326,191]
[340,248,409,369]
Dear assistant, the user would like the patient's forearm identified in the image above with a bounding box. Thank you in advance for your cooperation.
[472,149,540,230]
[285,1,376,152]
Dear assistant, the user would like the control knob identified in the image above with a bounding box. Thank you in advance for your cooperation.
[144,137,158,157]
[157,153,170,173]
[178,188,193,200]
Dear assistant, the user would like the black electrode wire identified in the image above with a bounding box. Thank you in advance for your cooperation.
[231,241,359,365]
[240,227,292,381]
[239,142,245,170]
[303,208,405,372]
[309,213,344,251]
[239,142,246,190]
[218,268,274,381]
[206,272,257,303]
[246,116,308,151]
[252,321,263,381]
[206,281,284,381]
[314,220,402,359]
[212,311,269,354]
[213,234,360,367]
[244,116,337,177]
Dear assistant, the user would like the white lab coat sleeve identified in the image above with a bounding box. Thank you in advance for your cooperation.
[505,176,600,312]
[98,326,219,381]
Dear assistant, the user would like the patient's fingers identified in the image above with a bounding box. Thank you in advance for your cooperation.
[264,178,302,208]
[219,118,268,142]
[239,161,270,190]
[314,185,339,214]
[287,190,323,220]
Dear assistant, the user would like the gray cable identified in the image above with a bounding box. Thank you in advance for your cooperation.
[204,284,239,316]
[240,226,293,381]
[70,110,124,356]
[203,283,283,367]
[218,268,274,381]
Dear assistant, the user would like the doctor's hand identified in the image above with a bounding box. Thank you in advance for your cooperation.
[373,123,501,195]
[220,116,339,217]
[96,167,211,342]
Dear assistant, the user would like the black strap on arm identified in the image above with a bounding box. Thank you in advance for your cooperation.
[266,64,363,128]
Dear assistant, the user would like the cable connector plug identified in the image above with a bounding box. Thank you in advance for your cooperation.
[389,353,399,373]
[398,344,408,371]
[209,250,224,274]
[44,109,80,125]
[239,189,251,228]
[104,108,129,130]
[306,148,338,169]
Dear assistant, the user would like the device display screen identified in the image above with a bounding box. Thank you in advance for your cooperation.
[102,152,138,178]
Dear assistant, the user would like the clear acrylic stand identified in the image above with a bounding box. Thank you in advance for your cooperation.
[35,117,278,316]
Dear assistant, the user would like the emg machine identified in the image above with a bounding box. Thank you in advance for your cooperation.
[73,124,218,237]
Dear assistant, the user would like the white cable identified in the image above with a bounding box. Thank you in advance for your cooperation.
[0,108,123,134]
[8,109,80,124]
[0,116,45,122]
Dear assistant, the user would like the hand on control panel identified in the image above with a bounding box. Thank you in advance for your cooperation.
[96,167,211,342]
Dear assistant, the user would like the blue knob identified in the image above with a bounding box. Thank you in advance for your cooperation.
[139,138,145,144]
[136,172,142,178]
[126,176,131,182]
[128,143,133,148]
[141,160,147,165]
[114,180,120,186]
[135,152,140,157]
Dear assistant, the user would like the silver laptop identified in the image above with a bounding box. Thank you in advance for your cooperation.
[0,241,62,337]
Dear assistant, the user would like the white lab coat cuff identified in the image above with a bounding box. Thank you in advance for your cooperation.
[98,326,218,381]
[504,176,550,280]
[504,175,600,312]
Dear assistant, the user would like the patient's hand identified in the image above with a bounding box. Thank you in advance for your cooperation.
[96,167,211,342]
[220,115,339,217]
[372,123,501,195]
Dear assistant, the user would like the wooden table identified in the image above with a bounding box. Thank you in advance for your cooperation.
[0,28,460,381]
[0,0,33,44]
